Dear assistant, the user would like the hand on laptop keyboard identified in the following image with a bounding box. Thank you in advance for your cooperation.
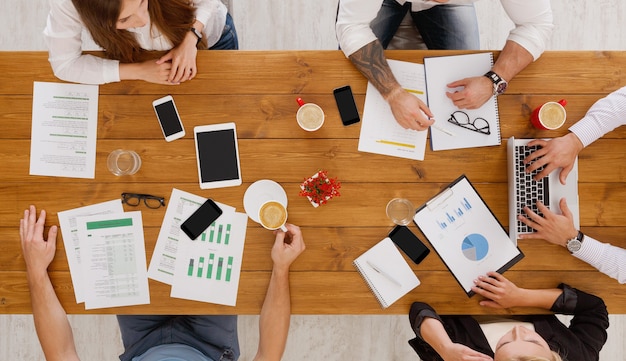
[522,135,584,184]
[517,199,578,246]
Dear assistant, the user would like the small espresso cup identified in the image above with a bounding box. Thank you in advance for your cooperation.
[258,200,288,232]
[530,99,567,130]
[107,149,141,176]
[296,98,325,131]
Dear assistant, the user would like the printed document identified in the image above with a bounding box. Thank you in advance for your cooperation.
[147,188,236,285]
[358,60,428,160]
[77,211,150,309]
[58,200,124,303]
[30,81,99,179]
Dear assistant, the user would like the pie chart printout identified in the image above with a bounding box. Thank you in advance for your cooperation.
[461,233,489,261]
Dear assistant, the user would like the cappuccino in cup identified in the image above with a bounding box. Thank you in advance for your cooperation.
[296,103,325,131]
[530,99,567,130]
[258,201,288,231]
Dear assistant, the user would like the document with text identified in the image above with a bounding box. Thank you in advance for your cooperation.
[30,81,99,179]
[77,211,150,309]
[58,199,124,303]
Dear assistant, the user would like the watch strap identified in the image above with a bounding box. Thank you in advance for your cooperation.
[190,27,202,45]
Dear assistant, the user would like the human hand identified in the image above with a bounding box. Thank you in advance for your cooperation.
[157,34,198,84]
[19,205,58,276]
[517,199,578,247]
[386,87,434,131]
[130,60,178,85]
[271,224,305,272]
[440,343,493,361]
[471,272,524,309]
[523,134,584,184]
[445,76,493,110]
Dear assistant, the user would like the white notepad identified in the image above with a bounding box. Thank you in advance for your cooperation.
[353,237,420,308]
[424,53,502,151]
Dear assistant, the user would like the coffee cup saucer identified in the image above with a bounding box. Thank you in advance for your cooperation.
[243,179,288,223]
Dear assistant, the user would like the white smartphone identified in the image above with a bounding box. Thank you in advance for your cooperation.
[194,122,242,189]
[152,95,185,142]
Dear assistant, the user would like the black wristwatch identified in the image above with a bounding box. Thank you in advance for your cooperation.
[190,27,202,45]
[484,70,508,96]
[566,230,584,253]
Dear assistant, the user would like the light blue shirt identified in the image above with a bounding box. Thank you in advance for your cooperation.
[132,344,215,361]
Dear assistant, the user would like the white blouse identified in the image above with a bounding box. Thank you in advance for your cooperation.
[44,0,227,84]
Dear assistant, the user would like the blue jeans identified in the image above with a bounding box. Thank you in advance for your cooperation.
[117,315,240,361]
[370,0,479,50]
[209,13,239,50]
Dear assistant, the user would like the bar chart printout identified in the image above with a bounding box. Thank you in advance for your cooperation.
[170,211,248,306]
[187,255,235,282]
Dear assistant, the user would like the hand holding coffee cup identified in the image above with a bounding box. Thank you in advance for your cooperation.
[530,99,567,130]
[296,97,325,131]
[258,200,288,232]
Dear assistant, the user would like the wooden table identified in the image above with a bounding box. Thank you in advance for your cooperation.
[1,51,624,315]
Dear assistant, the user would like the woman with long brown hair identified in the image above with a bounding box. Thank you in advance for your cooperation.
[44,0,237,85]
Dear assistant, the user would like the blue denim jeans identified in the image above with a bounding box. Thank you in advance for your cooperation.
[209,13,239,50]
[370,0,479,50]
[117,315,240,361]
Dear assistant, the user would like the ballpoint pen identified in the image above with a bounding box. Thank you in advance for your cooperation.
[367,260,402,287]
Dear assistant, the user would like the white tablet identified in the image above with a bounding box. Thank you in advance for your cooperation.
[193,123,242,189]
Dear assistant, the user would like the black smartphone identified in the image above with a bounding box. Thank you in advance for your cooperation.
[180,198,223,240]
[333,85,360,126]
[388,225,430,264]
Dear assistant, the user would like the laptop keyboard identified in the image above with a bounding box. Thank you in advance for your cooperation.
[515,144,550,234]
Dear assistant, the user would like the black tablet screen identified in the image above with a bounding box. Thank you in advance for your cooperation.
[197,129,240,182]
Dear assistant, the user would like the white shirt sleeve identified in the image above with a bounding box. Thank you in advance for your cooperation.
[498,0,554,60]
[336,0,383,57]
[574,235,626,284]
[569,86,626,147]
[44,0,120,84]
[192,0,227,48]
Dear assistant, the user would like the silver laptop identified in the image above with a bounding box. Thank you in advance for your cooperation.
[507,137,580,244]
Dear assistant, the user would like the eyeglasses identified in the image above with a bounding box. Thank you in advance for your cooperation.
[121,193,166,209]
[447,111,491,135]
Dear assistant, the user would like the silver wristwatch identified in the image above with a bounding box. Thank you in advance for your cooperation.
[484,70,508,96]
[566,231,584,253]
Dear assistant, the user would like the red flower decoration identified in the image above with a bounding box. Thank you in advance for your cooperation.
[299,170,341,207]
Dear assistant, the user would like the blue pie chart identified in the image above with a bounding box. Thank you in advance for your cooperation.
[461,233,489,261]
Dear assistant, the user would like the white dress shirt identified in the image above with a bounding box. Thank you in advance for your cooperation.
[569,86,626,147]
[336,0,554,60]
[44,0,227,84]
[574,235,626,284]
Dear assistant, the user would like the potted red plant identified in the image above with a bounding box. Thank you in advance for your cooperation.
[299,170,341,207]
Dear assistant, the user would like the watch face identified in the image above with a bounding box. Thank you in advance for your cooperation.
[567,239,582,253]
[496,82,507,94]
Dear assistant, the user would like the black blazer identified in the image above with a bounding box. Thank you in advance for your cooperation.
[408,284,609,361]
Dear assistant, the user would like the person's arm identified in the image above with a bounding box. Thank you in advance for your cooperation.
[20,205,80,361]
[336,0,433,131]
[471,272,562,310]
[572,235,626,284]
[348,40,434,131]
[410,303,493,361]
[524,86,626,182]
[446,0,553,109]
[253,224,305,361]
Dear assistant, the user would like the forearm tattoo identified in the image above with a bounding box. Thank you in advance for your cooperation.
[348,40,399,97]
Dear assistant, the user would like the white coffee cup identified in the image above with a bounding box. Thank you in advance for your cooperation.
[296,98,324,131]
[258,200,288,232]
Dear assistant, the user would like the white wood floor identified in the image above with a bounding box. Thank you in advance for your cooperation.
[1,0,624,359]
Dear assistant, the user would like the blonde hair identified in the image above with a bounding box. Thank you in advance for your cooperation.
[504,352,564,361]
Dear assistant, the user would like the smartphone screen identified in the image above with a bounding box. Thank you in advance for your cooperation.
[388,226,430,264]
[333,85,360,126]
[180,199,223,240]
[153,96,185,141]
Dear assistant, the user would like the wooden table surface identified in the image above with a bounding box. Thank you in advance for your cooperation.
[0,50,624,315]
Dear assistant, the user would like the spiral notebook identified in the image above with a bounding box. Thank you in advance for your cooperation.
[424,53,502,151]
[353,237,421,308]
